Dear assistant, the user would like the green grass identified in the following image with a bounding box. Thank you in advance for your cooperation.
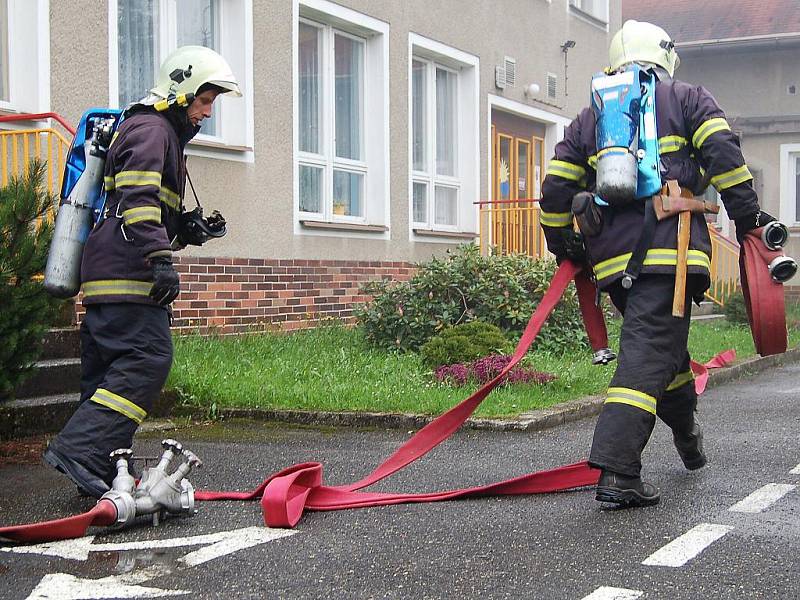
[167,306,800,419]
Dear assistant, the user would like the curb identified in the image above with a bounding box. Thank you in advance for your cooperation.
[175,346,800,434]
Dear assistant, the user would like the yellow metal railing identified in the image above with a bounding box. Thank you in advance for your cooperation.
[478,200,547,257]
[0,127,71,217]
[479,202,740,306]
[706,224,740,306]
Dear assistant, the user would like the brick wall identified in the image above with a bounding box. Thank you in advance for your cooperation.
[75,257,415,334]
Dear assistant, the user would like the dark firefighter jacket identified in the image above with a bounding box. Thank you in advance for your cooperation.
[81,110,188,305]
[540,75,760,290]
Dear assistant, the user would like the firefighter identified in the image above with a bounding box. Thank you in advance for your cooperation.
[540,20,773,507]
[44,46,241,498]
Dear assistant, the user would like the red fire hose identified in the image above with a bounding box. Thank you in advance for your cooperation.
[0,255,767,541]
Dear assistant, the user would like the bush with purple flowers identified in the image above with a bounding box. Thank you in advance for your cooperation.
[434,354,556,387]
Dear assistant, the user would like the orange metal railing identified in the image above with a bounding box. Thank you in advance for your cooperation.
[478,200,740,306]
[0,113,75,218]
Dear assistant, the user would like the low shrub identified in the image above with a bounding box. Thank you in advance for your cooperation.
[419,321,508,369]
[0,161,60,399]
[434,354,556,387]
[723,289,749,324]
[356,243,591,354]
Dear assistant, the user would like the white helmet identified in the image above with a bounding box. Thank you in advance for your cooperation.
[609,20,680,77]
[138,45,241,109]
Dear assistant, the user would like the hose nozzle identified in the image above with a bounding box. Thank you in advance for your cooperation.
[768,255,798,283]
[761,220,790,250]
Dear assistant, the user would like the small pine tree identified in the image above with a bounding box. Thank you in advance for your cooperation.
[0,160,61,400]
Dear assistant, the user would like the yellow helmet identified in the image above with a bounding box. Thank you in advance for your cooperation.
[149,45,242,103]
[609,20,680,77]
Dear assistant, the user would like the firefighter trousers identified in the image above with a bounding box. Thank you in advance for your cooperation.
[48,303,173,484]
[589,274,703,478]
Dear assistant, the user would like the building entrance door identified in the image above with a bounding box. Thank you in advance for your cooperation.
[490,109,546,257]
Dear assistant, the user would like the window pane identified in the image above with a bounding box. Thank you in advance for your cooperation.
[436,67,457,176]
[334,34,363,161]
[118,0,159,107]
[299,22,321,154]
[412,60,427,172]
[434,185,457,226]
[299,164,323,213]
[413,181,427,223]
[0,1,8,102]
[517,143,529,199]
[795,156,800,222]
[177,0,218,136]
[333,170,364,217]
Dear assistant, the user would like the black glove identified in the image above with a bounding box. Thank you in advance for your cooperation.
[558,229,587,265]
[734,210,776,243]
[149,258,180,306]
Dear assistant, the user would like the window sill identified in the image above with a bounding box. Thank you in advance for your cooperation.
[301,220,389,233]
[186,137,255,163]
[568,6,609,30]
[413,228,478,239]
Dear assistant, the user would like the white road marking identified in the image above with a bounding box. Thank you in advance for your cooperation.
[2,526,295,561]
[728,483,796,513]
[580,586,643,600]
[12,527,297,599]
[790,464,800,475]
[25,566,187,600]
[642,523,733,567]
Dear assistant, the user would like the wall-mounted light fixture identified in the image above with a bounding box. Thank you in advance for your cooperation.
[560,40,576,97]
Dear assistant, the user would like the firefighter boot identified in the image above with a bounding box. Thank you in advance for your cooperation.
[595,470,660,507]
[44,445,111,499]
[673,420,706,470]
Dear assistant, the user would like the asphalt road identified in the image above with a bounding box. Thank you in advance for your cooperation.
[1,361,799,599]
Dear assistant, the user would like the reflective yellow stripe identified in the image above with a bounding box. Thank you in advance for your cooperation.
[605,386,657,415]
[82,279,152,297]
[90,388,147,424]
[588,154,598,170]
[114,170,162,188]
[692,117,730,149]
[710,165,752,191]
[122,206,162,226]
[540,211,573,227]
[546,160,586,183]
[597,147,628,158]
[104,176,116,190]
[658,135,688,154]
[666,370,695,392]
[159,186,181,210]
[594,249,711,281]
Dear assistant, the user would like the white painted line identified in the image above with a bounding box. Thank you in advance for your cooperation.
[790,464,800,475]
[580,586,643,600]
[2,526,296,561]
[728,483,796,513]
[26,567,187,600]
[642,523,733,567]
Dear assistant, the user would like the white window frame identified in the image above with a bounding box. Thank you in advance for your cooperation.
[293,0,390,239]
[408,33,479,243]
[411,58,461,232]
[780,143,800,226]
[568,0,609,29]
[107,0,254,162]
[0,0,49,115]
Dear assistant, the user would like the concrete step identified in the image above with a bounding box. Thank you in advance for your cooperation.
[0,389,179,441]
[0,393,80,441]
[693,301,719,317]
[41,327,80,360]
[14,358,81,399]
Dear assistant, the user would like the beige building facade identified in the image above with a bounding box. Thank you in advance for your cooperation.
[2,0,621,331]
